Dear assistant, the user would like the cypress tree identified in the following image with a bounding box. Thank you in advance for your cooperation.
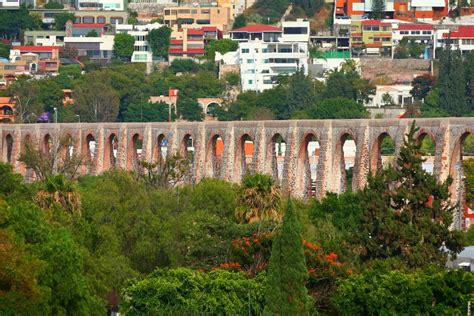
[438,47,468,116]
[370,0,386,19]
[263,199,310,315]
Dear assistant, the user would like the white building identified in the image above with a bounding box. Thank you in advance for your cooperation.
[75,0,125,11]
[64,35,115,63]
[434,25,474,55]
[367,84,414,108]
[392,23,434,44]
[220,19,310,92]
[0,0,20,8]
[115,23,163,63]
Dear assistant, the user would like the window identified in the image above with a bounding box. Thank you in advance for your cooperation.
[247,59,254,63]
[263,79,272,84]
[411,31,420,35]
[164,10,170,15]
[242,48,249,53]
[283,27,308,34]
[247,69,255,74]
[263,59,269,63]
[97,16,106,23]
[110,17,123,24]
[262,48,268,53]
[400,30,409,35]
[382,27,390,31]
[262,69,270,73]
[382,37,390,42]
[374,37,380,42]
[248,80,253,84]
[422,30,431,35]
[83,16,94,23]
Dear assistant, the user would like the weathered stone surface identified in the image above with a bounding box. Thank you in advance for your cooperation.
[1,118,472,200]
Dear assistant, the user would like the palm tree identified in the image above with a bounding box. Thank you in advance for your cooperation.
[235,173,282,223]
[34,175,81,214]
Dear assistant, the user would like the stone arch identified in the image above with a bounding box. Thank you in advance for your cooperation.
[297,131,320,198]
[267,133,287,183]
[417,131,436,174]
[104,133,118,170]
[449,131,474,229]
[83,133,96,174]
[43,133,52,154]
[154,133,169,162]
[4,133,13,163]
[128,133,143,171]
[60,133,75,163]
[235,133,255,180]
[21,134,35,181]
[206,133,224,178]
[181,133,194,162]
[370,132,395,175]
[205,102,222,117]
[334,130,358,193]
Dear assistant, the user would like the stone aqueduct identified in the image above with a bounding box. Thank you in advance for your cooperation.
[1,118,473,200]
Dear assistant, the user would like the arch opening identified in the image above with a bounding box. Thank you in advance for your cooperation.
[106,134,118,169]
[370,133,395,175]
[418,133,436,174]
[5,134,13,163]
[239,134,254,178]
[131,133,143,170]
[157,134,168,162]
[270,134,286,182]
[181,134,194,164]
[206,102,221,117]
[301,133,320,197]
[43,134,52,154]
[86,134,96,160]
[210,134,224,178]
[337,133,357,193]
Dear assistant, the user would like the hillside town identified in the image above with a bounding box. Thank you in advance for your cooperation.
[1,1,474,315]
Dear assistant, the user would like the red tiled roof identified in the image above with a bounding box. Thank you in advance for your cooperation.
[13,45,60,52]
[398,23,433,31]
[362,20,391,27]
[169,48,204,55]
[443,25,474,38]
[230,24,281,33]
[201,26,219,31]
[73,23,105,28]
[186,29,204,35]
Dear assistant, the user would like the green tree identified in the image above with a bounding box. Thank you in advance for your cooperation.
[286,68,317,117]
[411,74,435,100]
[8,75,42,123]
[169,58,200,73]
[438,48,469,116]
[86,29,99,37]
[149,26,172,60]
[357,122,464,268]
[73,71,120,122]
[44,1,64,8]
[232,14,247,29]
[204,39,238,61]
[37,77,64,111]
[370,0,386,19]
[123,101,174,122]
[295,97,369,119]
[292,0,325,16]
[113,33,135,60]
[332,269,474,315]
[121,268,265,315]
[263,199,311,315]
[0,42,11,58]
[0,5,34,39]
[177,97,203,121]
[55,12,75,31]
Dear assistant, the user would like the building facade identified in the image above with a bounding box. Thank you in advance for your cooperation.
[164,4,233,31]
[351,20,393,56]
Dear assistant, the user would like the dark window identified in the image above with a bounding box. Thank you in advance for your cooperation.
[283,27,308,34]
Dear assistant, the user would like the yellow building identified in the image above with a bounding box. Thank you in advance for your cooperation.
[163,4,233,31]
[351,20,393,56]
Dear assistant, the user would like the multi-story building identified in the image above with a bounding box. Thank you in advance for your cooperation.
[229,24,282,42]
[115,22,163,62]
[24,30,67,46]
[169,25,222,61]
[350,20,392,56]
[164,3,233,31]
[335,0,448,20]
[220,21,310,92]
[10,45,60,73]
[392,23,433,44]
[30,9,128,26]
[435,25,474,55]
[64,35,114,64]
[0,97,16,123]
[75,0,126,11]
[0,0,20,8]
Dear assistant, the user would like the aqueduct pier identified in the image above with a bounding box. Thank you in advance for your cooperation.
[1,118,473,200]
